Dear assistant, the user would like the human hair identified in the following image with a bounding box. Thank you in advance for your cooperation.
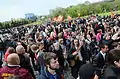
[72,39,80,48]
[43,52,57,65]
[99,44,107,50]
[107,49,120,65]
[7,47,15,54]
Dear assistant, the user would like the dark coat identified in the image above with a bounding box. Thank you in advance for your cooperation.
[104,65,120,79]
[93,52,107,76]
[0,38,4,50]
[0,59,3,68]
[18,54,35,79]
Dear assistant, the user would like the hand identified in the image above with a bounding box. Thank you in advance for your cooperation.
[72,51,78,56]
[94,75,99,79]
[77,41,83,51]
[114,61,120,68]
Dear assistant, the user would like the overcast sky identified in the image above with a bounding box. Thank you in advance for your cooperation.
[0,0,102,22]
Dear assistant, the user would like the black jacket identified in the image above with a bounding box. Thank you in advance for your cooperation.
[93,52,107,76]
[93,52,106,69]
[104,65,120,79]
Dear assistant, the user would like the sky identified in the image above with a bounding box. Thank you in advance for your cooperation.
[0,0,102,22]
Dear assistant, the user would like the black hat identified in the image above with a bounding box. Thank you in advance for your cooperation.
[79,63,95,79]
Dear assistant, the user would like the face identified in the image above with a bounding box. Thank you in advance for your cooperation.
[74,40,78,46]
[38,35,43,40]
[48,58,59,70]
[54,43,59,50]
[39,44,44,50]
[105,35,110,40]
[20,47,25,54]
[102,45,109,53]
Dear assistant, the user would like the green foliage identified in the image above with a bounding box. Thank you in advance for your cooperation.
[0,18,32,29]
[48,0,120,18]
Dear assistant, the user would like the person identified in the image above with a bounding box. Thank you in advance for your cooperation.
[16,45,36,79]
[0,53,34,79]
[38,52,64,79]
[93,44,109,77]
[4,47,15,62]
[0,59,2,68]
[0,37,4,60]
[68,39,84,79]
[52,42,65,69]
[36,43,46,73]
[104,49,120,79]
[79,63,99,79]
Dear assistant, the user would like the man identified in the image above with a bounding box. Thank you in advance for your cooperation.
[52,42,65,69]
[16,45,36,79]
[0,53,34,79]
[38,52,64,79]
[104,49,120,79]
[93,44,109,77]
[79,63,99,79]
[36,43,45,73]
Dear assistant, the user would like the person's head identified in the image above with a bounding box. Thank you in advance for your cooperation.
[59,38,64,44]
[38,34,43,41]
[79,64,98,79]
[53,42,60,50]
[38,43,44,50]
[111,42,119,49]
[74,39,79,46]
[44,53,59,70]
[7,53,20,65]
[99,44,109,53]
[7,47,15,54]
[27,38,34,45]
[108,49,120,68]
[16,45,25,54]
[31,44,38,52]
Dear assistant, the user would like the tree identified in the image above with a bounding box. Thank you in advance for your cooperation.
[84,1,91,5]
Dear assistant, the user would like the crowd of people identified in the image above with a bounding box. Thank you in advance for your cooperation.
[0,14,120,79]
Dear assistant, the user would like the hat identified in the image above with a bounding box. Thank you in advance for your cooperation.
[79,64,95,79]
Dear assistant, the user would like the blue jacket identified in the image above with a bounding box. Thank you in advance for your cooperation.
[38,68,63,79]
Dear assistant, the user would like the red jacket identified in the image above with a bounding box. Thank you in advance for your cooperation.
[0,66,34,79]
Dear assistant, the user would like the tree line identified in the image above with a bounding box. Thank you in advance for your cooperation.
[0,0,120,29]
[48,0,120,18]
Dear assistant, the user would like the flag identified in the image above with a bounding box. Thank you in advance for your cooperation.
[67,16,72,20]
[53,17,58,21]
[57,15,64,22]
[111,11,115,18]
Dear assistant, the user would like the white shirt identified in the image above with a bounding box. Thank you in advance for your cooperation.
[8,64,21,67]
[100,51,106,60]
